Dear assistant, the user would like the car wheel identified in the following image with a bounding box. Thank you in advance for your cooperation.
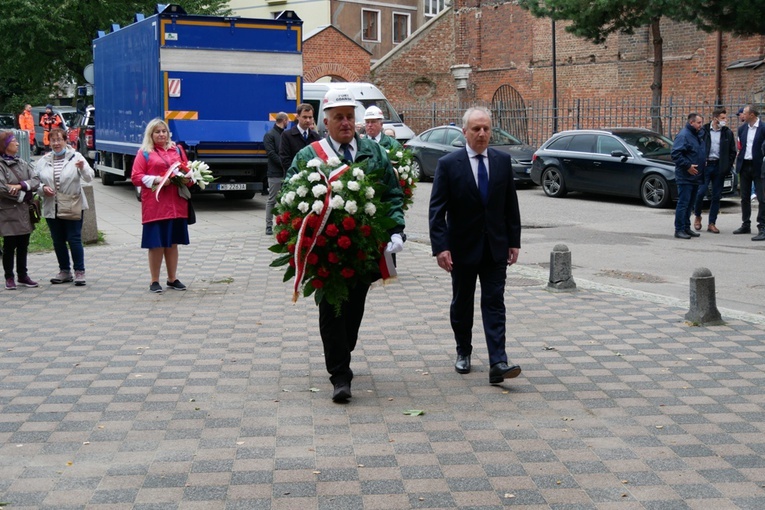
[411,157,427,182]
[541,167,567,198]
[101,171,117,186]
[641,174,670,208]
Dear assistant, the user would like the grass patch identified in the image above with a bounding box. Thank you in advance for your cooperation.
[29,222,105,253]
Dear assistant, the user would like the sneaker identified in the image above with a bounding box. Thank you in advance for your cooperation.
[149,281,163,293]
[74,271,86,287]
[265,227,273,236]
[5,277,16,290]
[50,271,74,284]
[166,279,187,291]
[752,193,758,202]
[17,275,39,288]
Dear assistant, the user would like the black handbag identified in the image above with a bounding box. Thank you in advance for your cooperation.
[187,199,196,225]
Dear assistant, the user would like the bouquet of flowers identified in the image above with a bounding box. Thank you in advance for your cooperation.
[387,147,418,211]
[154,159,215,200]
[269,155,398,313]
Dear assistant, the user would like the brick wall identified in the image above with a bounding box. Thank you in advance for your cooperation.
[303,27,371,83]
[371,1,765,133]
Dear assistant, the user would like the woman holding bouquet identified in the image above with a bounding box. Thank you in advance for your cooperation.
[131,118,190,293]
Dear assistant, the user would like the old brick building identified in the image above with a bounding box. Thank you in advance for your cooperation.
[371,0,765,140]
[303,26,372,83]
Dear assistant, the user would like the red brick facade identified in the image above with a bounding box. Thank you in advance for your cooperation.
[303,26,372,83]
[371,2,765,108]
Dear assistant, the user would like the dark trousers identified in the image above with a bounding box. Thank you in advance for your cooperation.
[739,160,765,230]
[693,161,724,225]
[2,234,31,280]
[674,182,699,233]
[450,238,508,367]
[318,282,371,385]
[45,216,85,272]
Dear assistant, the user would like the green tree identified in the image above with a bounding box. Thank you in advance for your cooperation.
[518,0,699,134]
[0,0,231,112]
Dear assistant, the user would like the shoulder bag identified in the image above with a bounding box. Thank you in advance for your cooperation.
[4,160,41,225]
[55,154,83,221]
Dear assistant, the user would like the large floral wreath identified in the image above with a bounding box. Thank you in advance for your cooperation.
[269,153,397,312]
[387,147,418,211]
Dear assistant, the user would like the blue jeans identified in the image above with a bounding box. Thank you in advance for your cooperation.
[45,216,85,272]
[693,161,723,225]
[675,182,699,233]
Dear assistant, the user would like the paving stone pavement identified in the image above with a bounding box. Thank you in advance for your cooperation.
[2,224,765,509]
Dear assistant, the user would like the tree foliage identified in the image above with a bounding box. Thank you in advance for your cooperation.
[0,0,231,113]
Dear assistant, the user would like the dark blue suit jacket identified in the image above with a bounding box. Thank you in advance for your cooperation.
[429,147,521,265]
[736,121,765,177]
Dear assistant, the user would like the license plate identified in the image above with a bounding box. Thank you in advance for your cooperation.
[724,179,732,188]
[218,183,247,191]
[526,168,531,174]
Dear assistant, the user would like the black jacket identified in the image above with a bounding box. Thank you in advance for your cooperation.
[279,125,320,173]
[429,147,521,265]
[264,125,285,178]
[702,123,736,172]
[736,121,765,177]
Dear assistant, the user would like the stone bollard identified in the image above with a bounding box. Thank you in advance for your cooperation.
[81,185,99,244]
[547,244,576,292]
[685,267,723,325]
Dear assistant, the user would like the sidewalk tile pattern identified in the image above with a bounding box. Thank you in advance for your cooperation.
[1,234,765,509]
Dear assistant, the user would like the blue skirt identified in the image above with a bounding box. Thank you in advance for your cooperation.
[141,219,189,249]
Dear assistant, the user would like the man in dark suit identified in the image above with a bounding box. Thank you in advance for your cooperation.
[264,112,288,235]
[279,103,320,173]
[429,106,523,385]
[734,104,765,240]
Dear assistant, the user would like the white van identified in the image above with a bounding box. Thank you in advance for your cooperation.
[302,82,415,143]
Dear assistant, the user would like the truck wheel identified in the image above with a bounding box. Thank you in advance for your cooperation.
[101,171,117,186]
[224,191,256,200]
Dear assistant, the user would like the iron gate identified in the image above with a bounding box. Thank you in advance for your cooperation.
[491,85,529,143]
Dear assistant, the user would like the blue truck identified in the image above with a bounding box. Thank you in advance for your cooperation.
[93,4,303,199]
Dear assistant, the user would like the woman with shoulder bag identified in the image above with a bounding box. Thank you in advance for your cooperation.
[0,131,41,290]
[36,128,95,286]
[130,118,191,293]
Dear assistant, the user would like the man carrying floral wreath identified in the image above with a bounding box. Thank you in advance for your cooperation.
[283,88,406,403]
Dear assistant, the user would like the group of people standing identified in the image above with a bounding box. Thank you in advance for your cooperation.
[673,104,765,241]
[0,128,94,290]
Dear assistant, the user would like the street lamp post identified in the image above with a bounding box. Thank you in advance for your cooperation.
[552,18,558,133]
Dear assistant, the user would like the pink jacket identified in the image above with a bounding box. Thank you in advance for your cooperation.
[130,146,189,224]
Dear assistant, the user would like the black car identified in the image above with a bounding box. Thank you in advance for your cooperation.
[0,113,15,129]
[70,106,95,166]
[530,128,735,208]
[404,125,536,182]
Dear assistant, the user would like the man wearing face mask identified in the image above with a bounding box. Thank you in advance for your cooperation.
[693,108,736,234]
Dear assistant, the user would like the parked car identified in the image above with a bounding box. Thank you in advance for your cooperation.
[68,106,96,165]
[530,128,736,208]
[0,113,15,129]
[404,125,536,182]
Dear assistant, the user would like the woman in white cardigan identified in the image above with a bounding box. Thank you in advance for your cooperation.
[35,128,94,286]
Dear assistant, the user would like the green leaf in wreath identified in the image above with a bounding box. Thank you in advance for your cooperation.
[283,266,295,282]
[268,244,287,254]
[270,254,291,267]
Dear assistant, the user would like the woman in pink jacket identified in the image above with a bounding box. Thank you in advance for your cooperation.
[130,118,190,293]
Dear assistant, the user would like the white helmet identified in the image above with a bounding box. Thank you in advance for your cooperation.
[364,106,384,120]
[322,88,357,110]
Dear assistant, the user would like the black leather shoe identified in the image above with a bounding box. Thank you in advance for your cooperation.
[332,382,352,403]
[684,229,700,237]
[752,231,765,241]
[455,355,471,374]
[489,362,522,384]
[733,225,751,234]
[674,231,691,239]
